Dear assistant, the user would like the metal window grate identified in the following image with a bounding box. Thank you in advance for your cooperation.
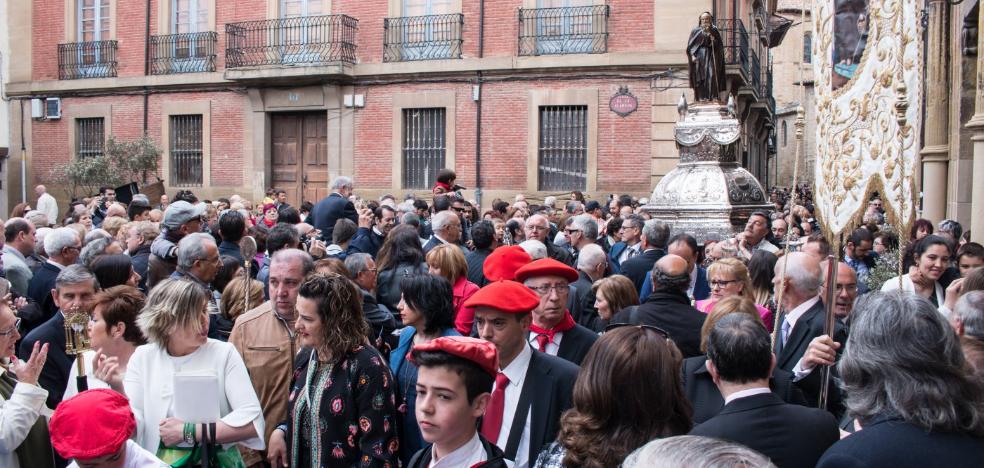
[149,31,217,75]
[518,5,609,56]
[76,118,105,159]
[383,14,463,62]
[402,108,446,189]
[170,115,204,186]
[538,106,587,191]
[58,40,118,80]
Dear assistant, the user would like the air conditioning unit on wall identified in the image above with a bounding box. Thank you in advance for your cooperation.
[30,99,44,119]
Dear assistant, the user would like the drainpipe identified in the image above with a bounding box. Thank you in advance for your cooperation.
[143,0,151,134]
[474,0,485,207]
[20,100,27,203]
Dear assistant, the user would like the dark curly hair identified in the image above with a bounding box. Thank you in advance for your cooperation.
[298,274,369,360]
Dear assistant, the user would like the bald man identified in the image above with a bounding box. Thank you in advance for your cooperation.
[820,260,858,324]
[611,254,707,357]
[35,185,58,228]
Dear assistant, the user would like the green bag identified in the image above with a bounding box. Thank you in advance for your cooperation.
[156,423,246,468]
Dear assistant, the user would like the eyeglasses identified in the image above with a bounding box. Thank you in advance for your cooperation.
[603,322,670,339]
[564,229,581,235]
[528,284,568,295]
[709,279,738,288]
[451,207,465,212]
[620,224,638,230]
[0,318,21,337]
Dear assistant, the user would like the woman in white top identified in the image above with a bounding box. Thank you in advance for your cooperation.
[65,285,145,399]
[122,279,264,460]
[882,235,950,307]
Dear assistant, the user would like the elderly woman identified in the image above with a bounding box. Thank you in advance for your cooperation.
[390,275,459,463]
[697,258,774,332]
[267,274,399,467]
[124,279,264,463]
[66,285,146,400]
[0,302,54,468]
[426,243,480,335]
[818,291,984,466]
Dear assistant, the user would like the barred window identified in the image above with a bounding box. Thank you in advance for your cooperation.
[76,117,105,159]
[402,108,446,189]
[538,105,587,191]
[170,115,204,186]
[803,31,812,63]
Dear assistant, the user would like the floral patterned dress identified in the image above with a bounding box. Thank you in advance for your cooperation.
[285,346,400,467]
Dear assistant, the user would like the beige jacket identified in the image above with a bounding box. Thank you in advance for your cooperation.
[228,302,297,463]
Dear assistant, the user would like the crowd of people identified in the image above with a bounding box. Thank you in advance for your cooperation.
[0,172,983,467]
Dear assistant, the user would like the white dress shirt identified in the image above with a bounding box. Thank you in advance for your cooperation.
[881,274,945,309]
[430,432,486,468]
[723,387,772,405]
[37,193,59,227]
[618,242,641,264]
[527,331,564,357]
[496,344,533,468]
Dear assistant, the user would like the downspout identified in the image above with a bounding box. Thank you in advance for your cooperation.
[20,100,27,203]
[474,0,485,207]
[143,0,151,134]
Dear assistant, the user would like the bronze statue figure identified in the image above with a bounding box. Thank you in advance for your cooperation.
[687,12,727,102]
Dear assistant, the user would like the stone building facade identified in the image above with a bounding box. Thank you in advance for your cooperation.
[770,0,814,188]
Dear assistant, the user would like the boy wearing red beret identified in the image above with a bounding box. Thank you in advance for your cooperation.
[407,336,507,468]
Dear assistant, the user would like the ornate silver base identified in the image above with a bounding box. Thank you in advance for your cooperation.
[643,100,772,244]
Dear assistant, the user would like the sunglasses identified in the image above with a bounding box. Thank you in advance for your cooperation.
[603,322,670,339]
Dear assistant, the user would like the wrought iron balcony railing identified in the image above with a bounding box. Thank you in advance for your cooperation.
[149,32,217,75]
[750,51,762,95]
[225,14,358,68]
[518,5,609,56]
[716,19,749,75]
[383,13,463,62]
[58,40,118,80]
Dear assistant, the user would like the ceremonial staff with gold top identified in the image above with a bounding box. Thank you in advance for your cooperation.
[63,303,91,392]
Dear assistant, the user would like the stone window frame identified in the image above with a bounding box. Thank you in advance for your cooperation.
[391,91,457,190]
[161,101,212,189]
[66,103,112,162]
[526,88,598,194]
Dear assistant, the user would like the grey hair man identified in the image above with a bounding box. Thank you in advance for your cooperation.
[20,264,99,407]
[3,218,36,296]
[519,239,548,260]
[423,210,463,255]
[310,176,358,245]
[28,227,82,323]
[572,243,608,329]
[147,200,207,288]
[345,253,397,339]
[24,210,50,230]
[952,290,984,341]
[566,214,599,253]
[619,219,671,292]
[623,435,775,468]
[772,252,847,410]
[230,248,314,463]
[525,214,574,266]
[172,233,221,316]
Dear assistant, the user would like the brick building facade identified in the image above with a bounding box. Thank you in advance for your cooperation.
[5,0,779,210]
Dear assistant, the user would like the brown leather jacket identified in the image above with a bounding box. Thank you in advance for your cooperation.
[228,301,297,464]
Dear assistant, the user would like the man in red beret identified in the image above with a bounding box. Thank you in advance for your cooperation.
[49,389,167,468]
[514,258,598,366]
[464,281,578,468]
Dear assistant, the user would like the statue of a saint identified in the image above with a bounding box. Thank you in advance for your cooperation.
[687,12,726,102]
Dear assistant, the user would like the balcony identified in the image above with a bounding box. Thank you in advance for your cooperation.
[225,14,358,69]
[383,14,463,62]
[716,19,749,80]
[518,5,609,56]
[149,32,217,75]
[750,51,761,97]
[58,40,118,80]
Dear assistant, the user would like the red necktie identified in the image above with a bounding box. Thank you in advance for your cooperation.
[535,334,550,352]
[480,372,510,444]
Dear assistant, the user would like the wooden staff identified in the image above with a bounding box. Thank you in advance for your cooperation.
[818,254,838,409]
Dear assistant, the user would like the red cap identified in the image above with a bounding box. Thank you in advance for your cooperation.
[464,280,541,313]
[514,258,579,283]
[412,336,500,376]
[483,246,532,282]
[50,389,136,460]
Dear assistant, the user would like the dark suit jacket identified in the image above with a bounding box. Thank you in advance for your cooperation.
[619,248,665,293]
[130,244,151,292]
[311,193,358,243]
[545,242,574,267]
[502,350,578,466]
[640,265,711,302]
[608,241,630,273]
[465,248,492,287]
[555,323,598,366]
[26,262,61,332]
[18,312,71,407]
[817,414,984,468]
[423,236,467,256]
[774,299,848,409]
[690,393,840,468]
[682,355,808,424]
[347,227,385,258]
[612,290,706,358]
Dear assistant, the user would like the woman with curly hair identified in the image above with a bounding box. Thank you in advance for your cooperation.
[266,274,400,467]
[534,325,692,467]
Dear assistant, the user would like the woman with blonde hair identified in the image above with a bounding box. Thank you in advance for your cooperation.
[680,296,806,424]
[592,275,640,322]
[426,243,480,335]
[220,276,265,324]
[698,258,774,332]
[122,278,264,463]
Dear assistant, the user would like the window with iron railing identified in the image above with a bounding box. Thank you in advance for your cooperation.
[716,18,749,75]
[149,32,217,74]
[76,118,105,159]
[170,115,204,186]
[519,2,608,56]
[225,14,358,67]
[384,10,463,62]
[402,108,446,189]
[538,106,587,191]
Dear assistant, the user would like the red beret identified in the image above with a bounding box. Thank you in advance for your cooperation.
[50,389,136,460]
[464,280,541,313]
[483,246,532,282]
[514,258,579,283]
[412,336,500,376]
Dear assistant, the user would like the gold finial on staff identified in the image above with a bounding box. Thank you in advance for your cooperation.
[63,303,92,392]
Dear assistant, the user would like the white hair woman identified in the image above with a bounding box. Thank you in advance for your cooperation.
[123,279,264,464]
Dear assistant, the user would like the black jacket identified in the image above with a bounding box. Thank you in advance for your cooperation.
[311,193,358,243]
[376,262,428,315]
[570,271,594,323]
[554,323,598,366]
[18,312,71,408]
[406,435,508,468]
[545,242,574,267]
[619,248,665,293]
[611,290,706,358]
[348,227,385,258]
[26,262,60,333]
[681,355,808,424]
[130,244,151,292]
[465,248,493,287]
[817,414,984,468]
[774,299,848,411]
[690,392,840,468]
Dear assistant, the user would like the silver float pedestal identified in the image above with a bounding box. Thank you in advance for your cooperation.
[643,100,772,244]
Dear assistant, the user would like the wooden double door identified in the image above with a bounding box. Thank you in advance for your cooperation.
[271,112,329,205]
